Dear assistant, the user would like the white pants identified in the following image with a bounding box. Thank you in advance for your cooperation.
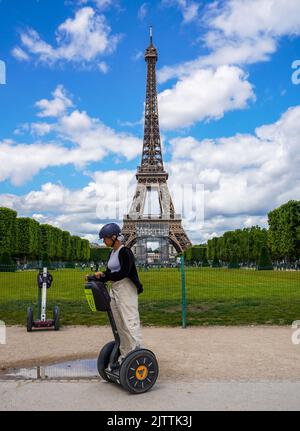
[110,277,143,362]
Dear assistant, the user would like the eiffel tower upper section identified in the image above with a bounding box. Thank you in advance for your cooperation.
[137,27,168,182]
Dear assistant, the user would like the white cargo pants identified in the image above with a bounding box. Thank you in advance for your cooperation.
[110,277,143,363]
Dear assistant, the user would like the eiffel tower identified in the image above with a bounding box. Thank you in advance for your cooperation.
[122,28,191,263]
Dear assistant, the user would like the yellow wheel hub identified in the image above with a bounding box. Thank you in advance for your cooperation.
[135,365,148,381]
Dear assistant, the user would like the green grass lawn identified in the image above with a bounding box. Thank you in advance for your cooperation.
[0,267,299,326]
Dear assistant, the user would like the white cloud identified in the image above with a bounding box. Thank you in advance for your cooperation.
[202,0,300,68]
[0,170,136,241]
[138,3,148,21]
[155,0,300,131]
[167,105,300,228]
[0,141,68,186]
[58,109,142,161]
[11,47,30,62]
[207,0,300,41]
[98,61,109,73]
[36,85,73,118]
[159,0,300,85]
[161,0,200,23]
[78,0,117,11]
[132,51,143,62]
[158,37,277,84]
[30,123,53,136]
[159,65,255,129]
[12,7,121,67]
[0,86,142,186]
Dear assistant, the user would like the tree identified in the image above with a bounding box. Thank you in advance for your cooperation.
[184,245,203,264]
[0,207,91,264]
[41,252,51,269]
[0,251,16,272]
[212,253,221,268]
[53,227,63,260]
[70,236,82,261]
[207,226,268,264]
[39,224,57,261]
[228,252,240,269]
[16,218,40,259]
[201,248,209,267]
[62,231,71,261]
[90,247,111,263]
[80,239,90,261]
[257,246,273,270]
[268,200,300,261]
[0,207,17,257]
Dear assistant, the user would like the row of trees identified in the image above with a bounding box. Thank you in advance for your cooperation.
[181,226,268,265]
[183,200,300,266]
[0,207,90,263]
[1,199,299,266]
[182,240,273,270]
[206,226,268,263]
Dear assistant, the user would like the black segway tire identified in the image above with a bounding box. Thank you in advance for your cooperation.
[97,341,116,382]
[53,306,60,331]
[27,307,33,332]
[119,349,159,394]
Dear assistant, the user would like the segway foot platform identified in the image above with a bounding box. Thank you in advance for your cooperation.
[33,319,55,328]
[27,306,60,331]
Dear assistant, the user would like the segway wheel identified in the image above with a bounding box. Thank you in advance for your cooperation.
[97,341,116,382]
[27,307,33,332]
[53,306,60,331]
[119,349,159,394]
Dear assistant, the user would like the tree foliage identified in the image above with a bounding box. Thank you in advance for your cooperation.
[0,207,92,263]
[207,226,268,264]
[268,200,300,261]
[0,207,17,255]
[257,246,273,270]
[90,247,111,262]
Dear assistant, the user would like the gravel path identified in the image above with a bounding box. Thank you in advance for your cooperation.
[1,325,300,381]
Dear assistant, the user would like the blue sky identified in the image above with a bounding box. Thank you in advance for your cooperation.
[1,0,300,244]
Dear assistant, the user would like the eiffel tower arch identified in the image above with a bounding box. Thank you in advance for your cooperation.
[122,28,192,264]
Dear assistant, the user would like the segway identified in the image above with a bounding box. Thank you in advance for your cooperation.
[84,276,159,394]
[27,267,60,332]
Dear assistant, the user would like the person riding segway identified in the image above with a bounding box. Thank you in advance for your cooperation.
[84,223,158,393]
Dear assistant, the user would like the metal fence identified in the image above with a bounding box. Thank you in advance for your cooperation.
[0,257,300,328]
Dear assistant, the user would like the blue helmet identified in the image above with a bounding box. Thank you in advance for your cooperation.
[99,223,121,240]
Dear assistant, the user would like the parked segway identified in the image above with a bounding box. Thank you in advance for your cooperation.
[27,267,60,332]
[84,276,159,394]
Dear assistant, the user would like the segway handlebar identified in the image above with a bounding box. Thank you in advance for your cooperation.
[84,277,111,312]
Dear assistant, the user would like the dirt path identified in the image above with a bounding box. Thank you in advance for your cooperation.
[1,325,300,381]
